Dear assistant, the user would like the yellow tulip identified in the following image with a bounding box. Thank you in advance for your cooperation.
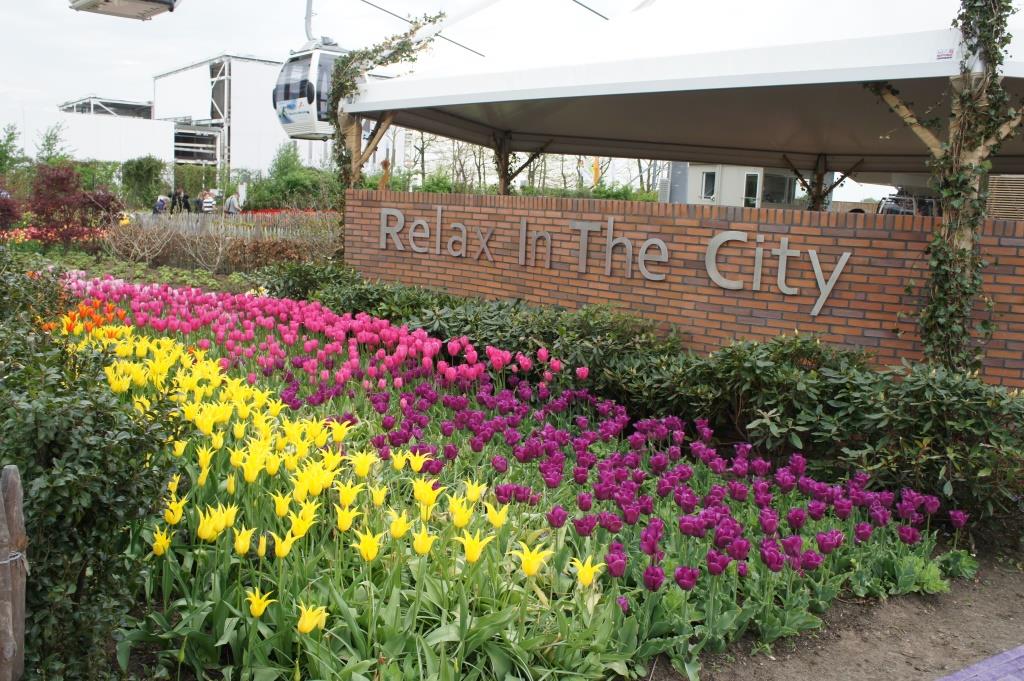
[226,473,236,496]
[388,509,411,538]
[257,534,267,558]
[412,478,445,506]
[334,505,361,532]
[271,491,291,518]
[196,444,215,470]
[245,588,275,618]
[197,466,210,488]
[419,502,436,522]
[569,556,604,587]
[335,480,365,508]
[329,420,350,443]
[152,527,173,556]
[484,502,509,529]
[234,526,255,556]
[390,451,408,471]
[271,531,297,558]
[454,529,495,564]
[288,511,315,539]
[232,421,246,440]
[412,525,437,556]
[407,452,429,473]
[210,431,225,451]
[163,495,187,525]
[448,496,474,529]
[172,440,187,457]
[296,603,328,634]
[167,473,181,495]
[229,446,247,468]
[347,451,377,479]
[352,528,384,562]
[510,541,554,578]
[369,484,388,507]
[464,480,487,503]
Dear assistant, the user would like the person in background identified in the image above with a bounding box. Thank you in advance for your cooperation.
[201,190,215,214]
[224,191,241,215]
[152,194,170,214]
[170,187,191,213]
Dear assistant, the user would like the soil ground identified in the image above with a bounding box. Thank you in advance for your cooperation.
[650,555,1024,681]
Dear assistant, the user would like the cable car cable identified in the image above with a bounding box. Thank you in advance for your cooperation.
[570,0,609,20]
[355,0,487,57]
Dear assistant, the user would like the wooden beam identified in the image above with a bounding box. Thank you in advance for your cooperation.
[356,111,396,168]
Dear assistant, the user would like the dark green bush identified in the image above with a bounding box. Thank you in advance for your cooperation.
[0,248,172,679]
[248,259,360,299]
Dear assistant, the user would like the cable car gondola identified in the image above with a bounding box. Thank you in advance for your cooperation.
[69,0,180,21]
[273,40,347,141]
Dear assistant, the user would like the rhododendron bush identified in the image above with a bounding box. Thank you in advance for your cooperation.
[54,275,975,680]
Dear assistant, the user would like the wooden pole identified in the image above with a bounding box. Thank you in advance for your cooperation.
[0,481,14,681]
[1,468,24,681]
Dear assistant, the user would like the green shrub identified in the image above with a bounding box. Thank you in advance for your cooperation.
[0,249,173,679]
[248,259,359,299]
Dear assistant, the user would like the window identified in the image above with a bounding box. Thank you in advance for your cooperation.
[273,55,312,105]
[701,171,717,199]
[743,173,760,208]
[316,53,339,122]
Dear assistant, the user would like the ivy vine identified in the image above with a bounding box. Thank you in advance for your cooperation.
[328,13,444,190]
[876,0,1020,371]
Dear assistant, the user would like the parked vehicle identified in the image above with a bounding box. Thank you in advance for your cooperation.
[877,195,943,217]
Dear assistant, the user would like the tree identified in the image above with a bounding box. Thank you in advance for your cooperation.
[35,124,71,165]
[121,155,167,207]
[0,125,27,178]
[872,0,1021,370]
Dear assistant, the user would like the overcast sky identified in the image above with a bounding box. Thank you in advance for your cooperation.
[4,0,1019,200]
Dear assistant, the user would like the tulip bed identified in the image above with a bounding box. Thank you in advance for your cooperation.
[56,274,974,681]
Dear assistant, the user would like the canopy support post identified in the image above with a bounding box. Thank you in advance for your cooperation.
[783,153,862,212]
[342,111,395,186]
[493,132,550,195]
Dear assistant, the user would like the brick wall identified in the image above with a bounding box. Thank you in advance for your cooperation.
[345,189,1024,386]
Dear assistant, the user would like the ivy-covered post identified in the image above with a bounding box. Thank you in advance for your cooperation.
[872,0,1022,370]
[329,13,445,191]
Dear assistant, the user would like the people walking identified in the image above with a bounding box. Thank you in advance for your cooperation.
[224,191,241,215]
[171,187,191,213]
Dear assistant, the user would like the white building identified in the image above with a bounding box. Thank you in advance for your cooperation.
[0,100,174,164]
[153,54,333,173]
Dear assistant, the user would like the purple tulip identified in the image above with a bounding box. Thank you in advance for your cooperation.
[949,510,969,529]
[706,549,732,576]
[605,550,627,578]
[674,566,700,591]
[781,535,803,557]
[897,525,921,545]
[786,507,807,531]
[577,492,593,511]
[573,515,598,537]
[737,561,749,578]
[643,564,665,591]
[807,500,827,521]
[869,504,891,527]
[800,550,824,571]
[833,497,853,520]
[759,508,779,534]
[815,529,845,555]
[546,505,568,529]
[491,455,509,473]
[923,495,940,515]
[617,595,630,614]
[726,538,751,561]
[854,522,873,544]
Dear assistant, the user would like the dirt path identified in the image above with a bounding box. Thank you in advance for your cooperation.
[650,556,1024,681]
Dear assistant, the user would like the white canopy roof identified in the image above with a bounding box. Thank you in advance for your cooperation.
[345,0,1024,174]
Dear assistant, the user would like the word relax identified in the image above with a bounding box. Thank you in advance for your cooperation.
[378,209,852,316]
